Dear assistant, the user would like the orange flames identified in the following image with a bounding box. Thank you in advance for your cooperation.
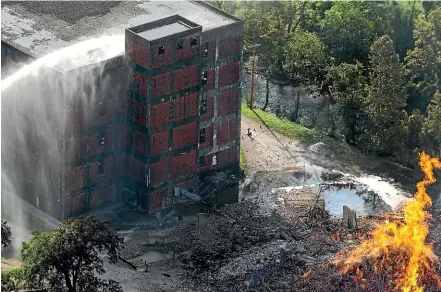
[334,152,441,292]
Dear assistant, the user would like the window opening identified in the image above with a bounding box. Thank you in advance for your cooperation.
[202,42,209,57]
[199,157,206,167]
[98,102,105,117]
[98,159,104,174]
[202,71,208,85]
[158,46,165,55]
[99,130,106,145]
[177,40,183,50]
[199,128,206,143]
[200,96,207,115]
[212,154,217,166]
[191,38,198,46]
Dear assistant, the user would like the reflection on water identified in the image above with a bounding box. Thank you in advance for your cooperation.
[321,184,392,217]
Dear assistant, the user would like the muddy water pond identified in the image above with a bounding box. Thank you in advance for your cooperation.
[130,250,172,265]
[321,185,393,217]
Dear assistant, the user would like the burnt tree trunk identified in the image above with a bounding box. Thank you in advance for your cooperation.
[292,89,301,122]
[262,77,270,111]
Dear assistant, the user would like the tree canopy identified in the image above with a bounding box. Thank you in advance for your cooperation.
[1,220,12,248]
[227,1,441,167]
[2,215,124,292]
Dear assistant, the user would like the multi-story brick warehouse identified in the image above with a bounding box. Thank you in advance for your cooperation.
[1,1,244,219]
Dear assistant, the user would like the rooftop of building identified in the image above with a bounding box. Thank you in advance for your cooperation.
[1,1,239,61]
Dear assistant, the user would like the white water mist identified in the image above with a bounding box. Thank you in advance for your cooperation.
[1,34,128,256]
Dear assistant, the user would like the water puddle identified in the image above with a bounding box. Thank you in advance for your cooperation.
[130,250,172,265]
[321,185,392,217]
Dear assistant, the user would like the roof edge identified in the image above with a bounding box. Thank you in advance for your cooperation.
[191,1,243,23]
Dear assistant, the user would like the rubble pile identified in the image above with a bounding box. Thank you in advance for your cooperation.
[172,195,383,292]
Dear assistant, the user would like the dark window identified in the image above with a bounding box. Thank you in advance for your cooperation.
[199,128,206,143]
[191,38,198,46]
[202,42,209,57]
[200,96,207,115]
[158,46,165,55]
[199,157,206,167]
[202,71,208,85]
[99,130,106,145]
[177,40,183,50]
[98,102,105,117]
[98,159,104,174]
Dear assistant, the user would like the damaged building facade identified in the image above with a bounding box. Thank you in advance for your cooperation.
[1,1,244,219]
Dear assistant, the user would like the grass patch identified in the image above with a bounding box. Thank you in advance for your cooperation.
[241,103,320,144]
[240,148,247,173]
[1,257,22,270]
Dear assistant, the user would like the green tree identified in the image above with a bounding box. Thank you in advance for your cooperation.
[284,29,326,83]
[18,215,124,292]
[325,62,367,145]
[406,8,441,111]
[1,220,12,247]
[424,90,441,157]
[422,1,441,18]
[366,35,408,156]
[320,2,375,64]
[406,109,426,166]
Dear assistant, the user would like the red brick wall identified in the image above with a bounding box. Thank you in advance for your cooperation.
[174,93,198,121]
[151,101,170,127]
[90,157,113,184]
[175,39,199,61]
[135,101,147,126]
[116,153,131,178]
[89,190,100,209]
[219,62,240,88]
[134,72,148,97]
[64,165,88,192]
[207,69,215,90]
[172,151,196,178]
[152,44,171,68]
[136,45,149,68]
[199,125,213,150]
[218,36,242,59]
[133,159,145,184]
[199,154,213,174]
[150,131,169,156]
[72,193,87,215]
[91,98,115,127]
[203,41,216,61]
[134,131,146,156]
[102,184,113,204]
[66,108,86,133]
[174,64,199,91]
[65,136,88,163]
[118,97,132,120]
[149,159,169,186]
[116,124,132,149]
[89,184,114,210]
[148,187,172,213]
[90,127,113,155]
[201,96,214,122]
[125,39,134,61]
[217,118,238,145]
[175,178,198,192]
[152,72,171,98]
[218,90,239,116]
[173,122,197,150]
[217,146,238,168]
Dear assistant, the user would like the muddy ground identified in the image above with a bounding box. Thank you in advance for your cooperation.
[95,116,441,291]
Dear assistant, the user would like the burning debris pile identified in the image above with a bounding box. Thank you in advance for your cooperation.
[333,153,441,292]
[172,190,377,292]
